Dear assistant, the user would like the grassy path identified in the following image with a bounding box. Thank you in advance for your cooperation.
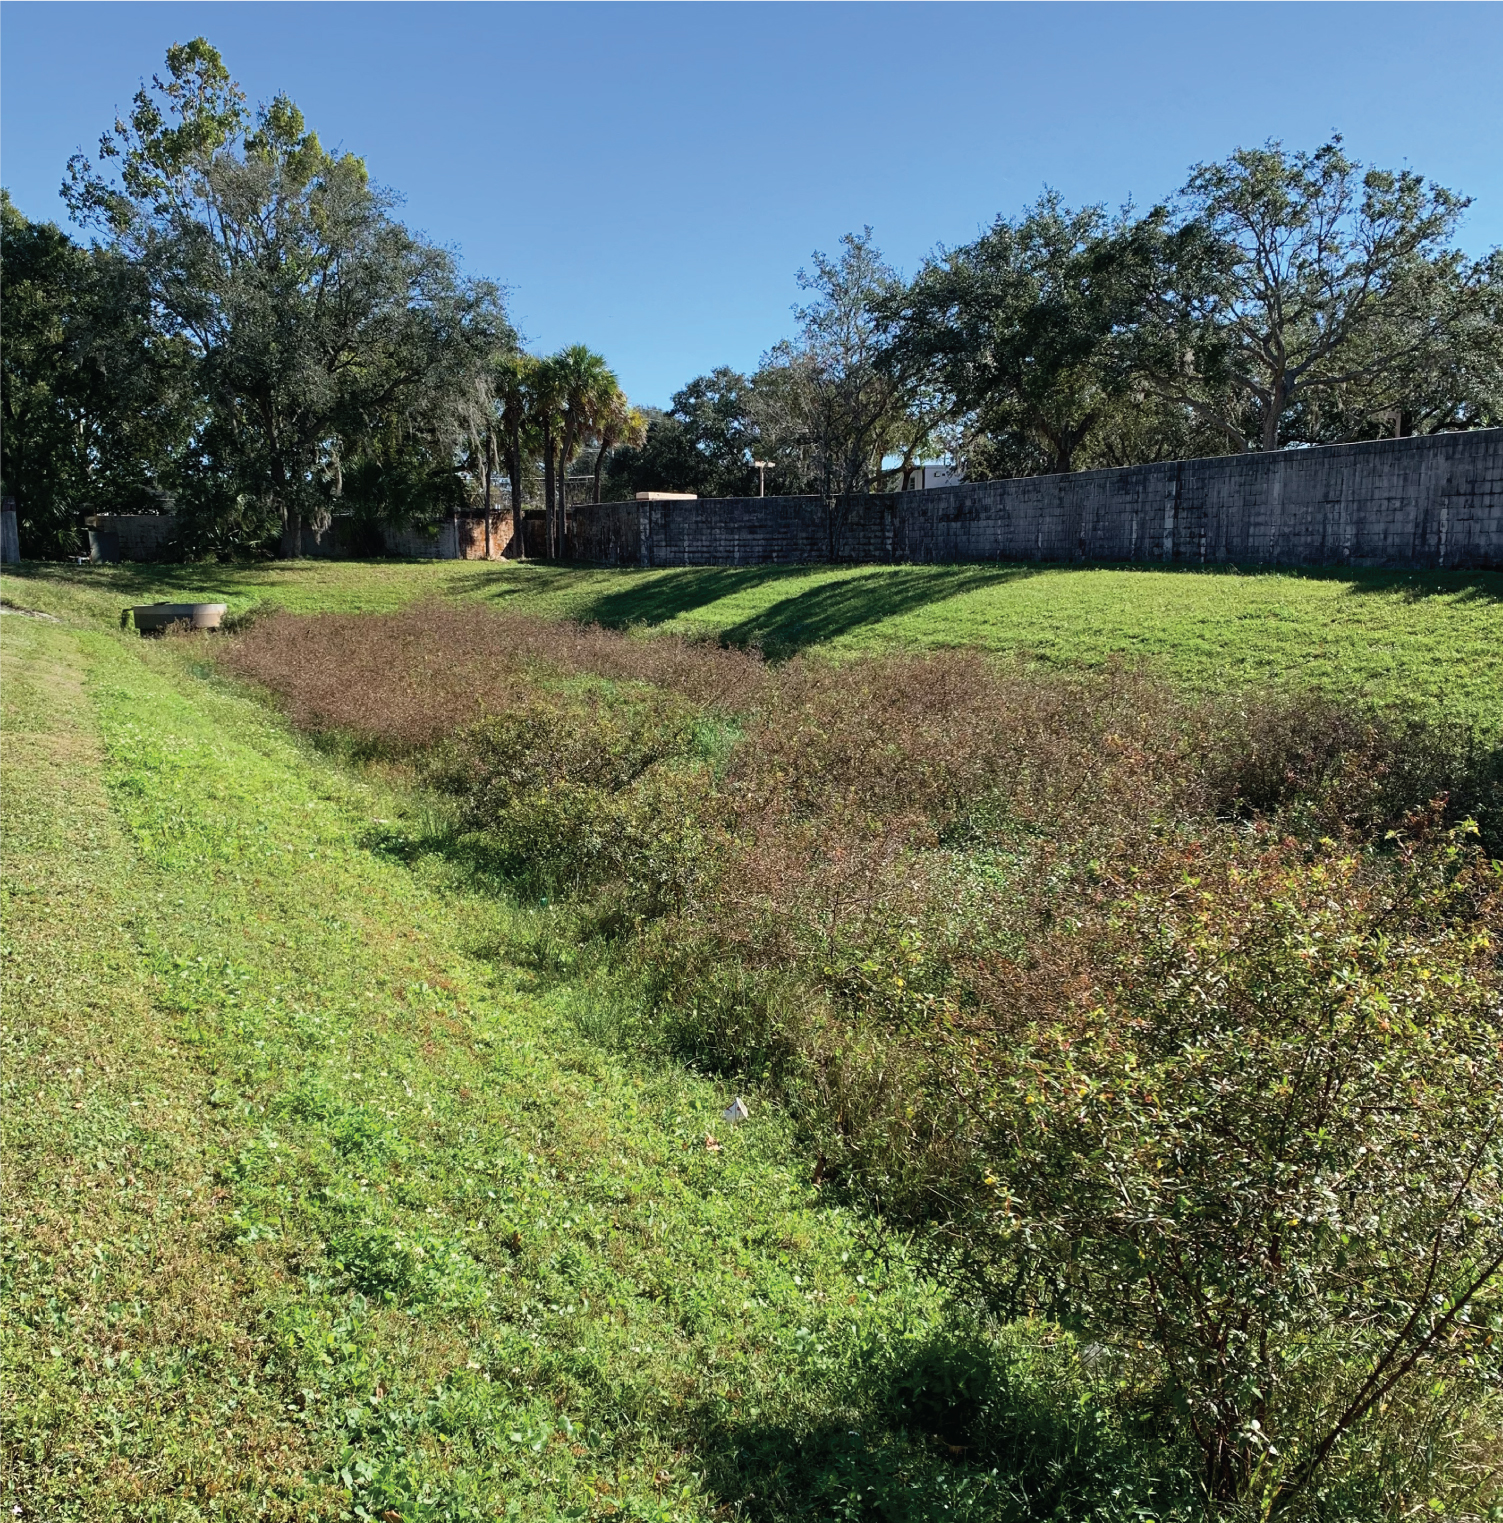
[1,613,316,1510]
[6,614,1117,1521]
[8,555,1503,734]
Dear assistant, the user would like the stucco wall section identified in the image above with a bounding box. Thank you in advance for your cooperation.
[565,430,1503,570]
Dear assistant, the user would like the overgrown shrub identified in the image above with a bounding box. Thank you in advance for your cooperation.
[1205,696,1503,854]
[821,820,1503,1518]
[418,694,714,912]
[219,602,763,753]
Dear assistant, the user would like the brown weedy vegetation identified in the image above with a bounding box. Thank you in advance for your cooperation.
[219,604,1503,1519]
[221,603,766,751]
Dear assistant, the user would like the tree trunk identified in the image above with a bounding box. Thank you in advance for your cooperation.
[1261,376,1287,451]
[542,426,555,559]
[280,507,302,560]
[483,445,493,560]
[593,445,607,504]
[509,430,525,559]
[557,453,569,559]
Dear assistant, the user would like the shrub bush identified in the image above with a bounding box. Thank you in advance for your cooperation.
[841,821,1503,1517]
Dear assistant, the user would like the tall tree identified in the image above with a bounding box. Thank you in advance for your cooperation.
[666,368,764,495]
[881,195,1140,476]
[1316,245,1503,439]
[65,39,512,556]
[1133,137,1479,451]
[527,355,565,558]
[590,392,647,503]
[1,191,195,555]
[552,345,618,551]
[493,352,540,557]
[754,229,907,498]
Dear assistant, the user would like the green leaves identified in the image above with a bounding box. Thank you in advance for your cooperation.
[883,194,1142,476]
[955,826,1503,1511]
[326,1225,490,1311]
[57,40,516,556]
[65,36,245,228]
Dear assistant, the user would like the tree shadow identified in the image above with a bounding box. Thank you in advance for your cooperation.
[446,560,580,607]
[4,560,271,600]
[578,565,835,630]
[458,557,1503,665]
[689,1320,1183,1521]
[460,561,1048,656]
[712,565,1036,656]
[4,556,422,607]
[1098,560,1503,604]
[1278,565,1503,604]
[457,562,832,630]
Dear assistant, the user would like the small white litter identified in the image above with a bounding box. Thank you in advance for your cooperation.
[722,1097,750,1126]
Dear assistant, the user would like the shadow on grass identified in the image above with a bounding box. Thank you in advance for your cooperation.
[458,561,829,629]
[445,559,580,607]
[3,560,274,600]
[691,1320,1185,1522]
[711,566,1033,656]
[579,564,838,630]
[455,557,1503,664]
[2,557,420,617]
[1317,566,1503,603]
[461,561,1045,655]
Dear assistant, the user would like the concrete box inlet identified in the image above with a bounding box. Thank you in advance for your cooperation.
[125,602,227,635]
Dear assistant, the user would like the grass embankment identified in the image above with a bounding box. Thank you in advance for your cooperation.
[1,609,1146,1521]
[7,555,1502,732]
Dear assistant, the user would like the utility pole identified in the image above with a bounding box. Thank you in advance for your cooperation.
[752,460,772,498]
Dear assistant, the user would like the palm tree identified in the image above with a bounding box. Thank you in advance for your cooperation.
[592,395,647,502]
[494,352,539,558]
[526,355,567,558]
[553,345,618,554]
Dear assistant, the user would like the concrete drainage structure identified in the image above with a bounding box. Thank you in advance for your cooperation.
[124,602,228,635]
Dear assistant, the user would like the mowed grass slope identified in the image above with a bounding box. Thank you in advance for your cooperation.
[2,611,1153,1521]
[7,554,1502,733]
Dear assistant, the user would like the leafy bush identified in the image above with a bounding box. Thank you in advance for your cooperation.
[421,694,713,912]
[1205,696,1503,855]
[881,822,1503,1517]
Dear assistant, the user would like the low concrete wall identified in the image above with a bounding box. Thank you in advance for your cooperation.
[457,513,517,560]
[76,513,524,562]
[566,430,1503,571]
[304,514,523,560]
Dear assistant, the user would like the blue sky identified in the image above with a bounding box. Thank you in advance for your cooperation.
[3,2,1501,408]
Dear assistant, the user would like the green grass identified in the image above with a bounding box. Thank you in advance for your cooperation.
[7,554,1502,734]
[2,607,1167,1521]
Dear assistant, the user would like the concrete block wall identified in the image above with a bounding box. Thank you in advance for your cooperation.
[86,513,179,561]
[565,429,1503,571]
[78,513,518,562]
[303,515,518,560]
